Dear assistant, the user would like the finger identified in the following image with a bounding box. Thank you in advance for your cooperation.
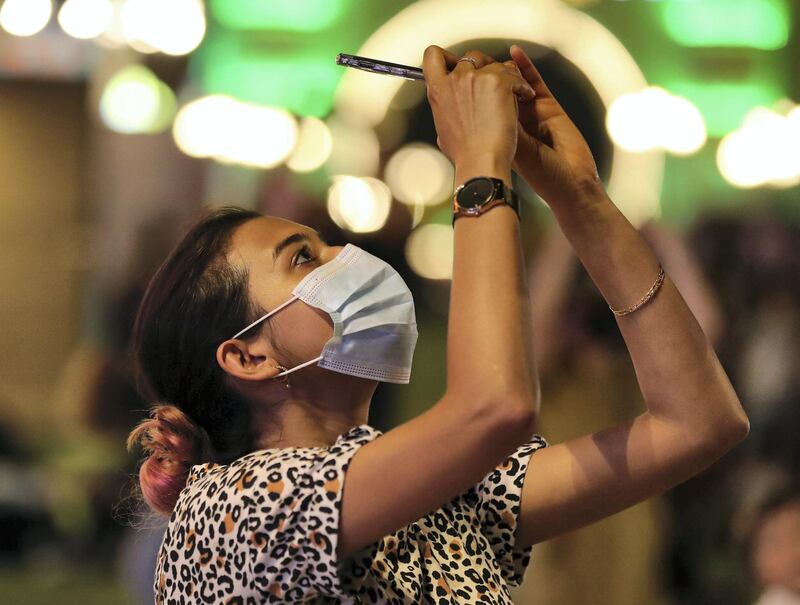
[467,50,497,67]
[440,47,462,71]
[509,44,556,101]
[422,45,448,83]
[508,47,551,134]
[502,61,536,103]
[502,59,520,75]
[467,64,535,104]
[503,59,524,79]
[517,102,541,146]
[511,79,537,104]
[453,49,496,73]
[426,46,471,74]
[482,60,515,75]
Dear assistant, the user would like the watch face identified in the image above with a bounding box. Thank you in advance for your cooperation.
[458,177,496,209]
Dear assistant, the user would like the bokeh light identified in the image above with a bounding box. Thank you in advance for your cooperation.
[405,223,454,280]
[121,0,206,56]
[173,95,298,168]
[99,65,177,134]
[0,0,52,37]
[57,0,113,40]
[324,115,381,177]
[662,79,784,138]
[606,87,706,155]
[173,95,234,159]
[286,117,334,173]
[717,104,800,189]
[94,0,127,48]
[327,176,392,233]
[208,0,349,32]
[384,143,454,207]
[660,0,790,50]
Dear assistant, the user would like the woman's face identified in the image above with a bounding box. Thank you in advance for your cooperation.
[753,501,800,594]
[226,215,344,369]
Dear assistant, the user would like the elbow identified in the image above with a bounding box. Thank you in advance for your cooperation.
[724,409,750,446]
[482,389,540,442]
[703,403,750,456]
[507,401,539,436]
[447,381,540,441]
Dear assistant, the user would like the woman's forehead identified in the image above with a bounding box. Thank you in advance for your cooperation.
[228,216,311,265]
[231,216,314,252]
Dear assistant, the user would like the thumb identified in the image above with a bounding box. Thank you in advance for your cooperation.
[514,122,551,178]
[515,122,541,163]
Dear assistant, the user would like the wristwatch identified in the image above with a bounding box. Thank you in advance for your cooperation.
[452,176,520,223]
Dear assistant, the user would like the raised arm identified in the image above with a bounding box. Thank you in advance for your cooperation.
[504,45,749,546]
[639,220,725,347]
[337,46,541,559]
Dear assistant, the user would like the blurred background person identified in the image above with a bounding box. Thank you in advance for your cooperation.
[732,479,800,605]
[750,484,800,605]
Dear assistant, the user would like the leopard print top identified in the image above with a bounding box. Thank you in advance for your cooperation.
[154,424,547,604]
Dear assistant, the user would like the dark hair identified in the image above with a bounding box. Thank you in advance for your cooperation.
[126,206,265,516]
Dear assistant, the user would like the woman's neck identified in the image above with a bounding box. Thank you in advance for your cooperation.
[249,372,375,450]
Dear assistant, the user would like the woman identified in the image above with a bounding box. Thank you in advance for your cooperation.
[127,45,749,604]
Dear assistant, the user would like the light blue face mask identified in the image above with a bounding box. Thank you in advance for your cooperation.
[231,244,418,384]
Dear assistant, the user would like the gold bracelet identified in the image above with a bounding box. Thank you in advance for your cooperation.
[609,266,666,317]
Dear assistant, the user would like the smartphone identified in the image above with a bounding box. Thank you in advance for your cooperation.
[335,53,424,81]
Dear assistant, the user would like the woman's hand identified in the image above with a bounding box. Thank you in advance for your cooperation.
[508,45,604,209]
[422,45,536,174]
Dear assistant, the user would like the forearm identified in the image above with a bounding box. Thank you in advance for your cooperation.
[445,160,540,421]
[551,187,748,447]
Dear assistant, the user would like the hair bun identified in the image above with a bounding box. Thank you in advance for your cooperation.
[126,403,212,515]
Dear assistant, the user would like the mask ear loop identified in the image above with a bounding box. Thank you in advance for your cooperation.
[232,298,300,390]
[232,296,299,340]
[274,364,291,389]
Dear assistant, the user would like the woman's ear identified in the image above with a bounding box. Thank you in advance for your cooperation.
[216,338,281,382]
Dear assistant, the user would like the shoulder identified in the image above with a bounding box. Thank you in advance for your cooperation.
[183,424,381,503]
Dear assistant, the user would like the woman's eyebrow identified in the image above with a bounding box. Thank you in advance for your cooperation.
[272,230,325,263]
[273,232,310,263]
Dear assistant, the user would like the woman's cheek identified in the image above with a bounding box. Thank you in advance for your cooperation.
[279,303,334,361]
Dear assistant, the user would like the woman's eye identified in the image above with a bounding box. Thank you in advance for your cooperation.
[294,245,316,266]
